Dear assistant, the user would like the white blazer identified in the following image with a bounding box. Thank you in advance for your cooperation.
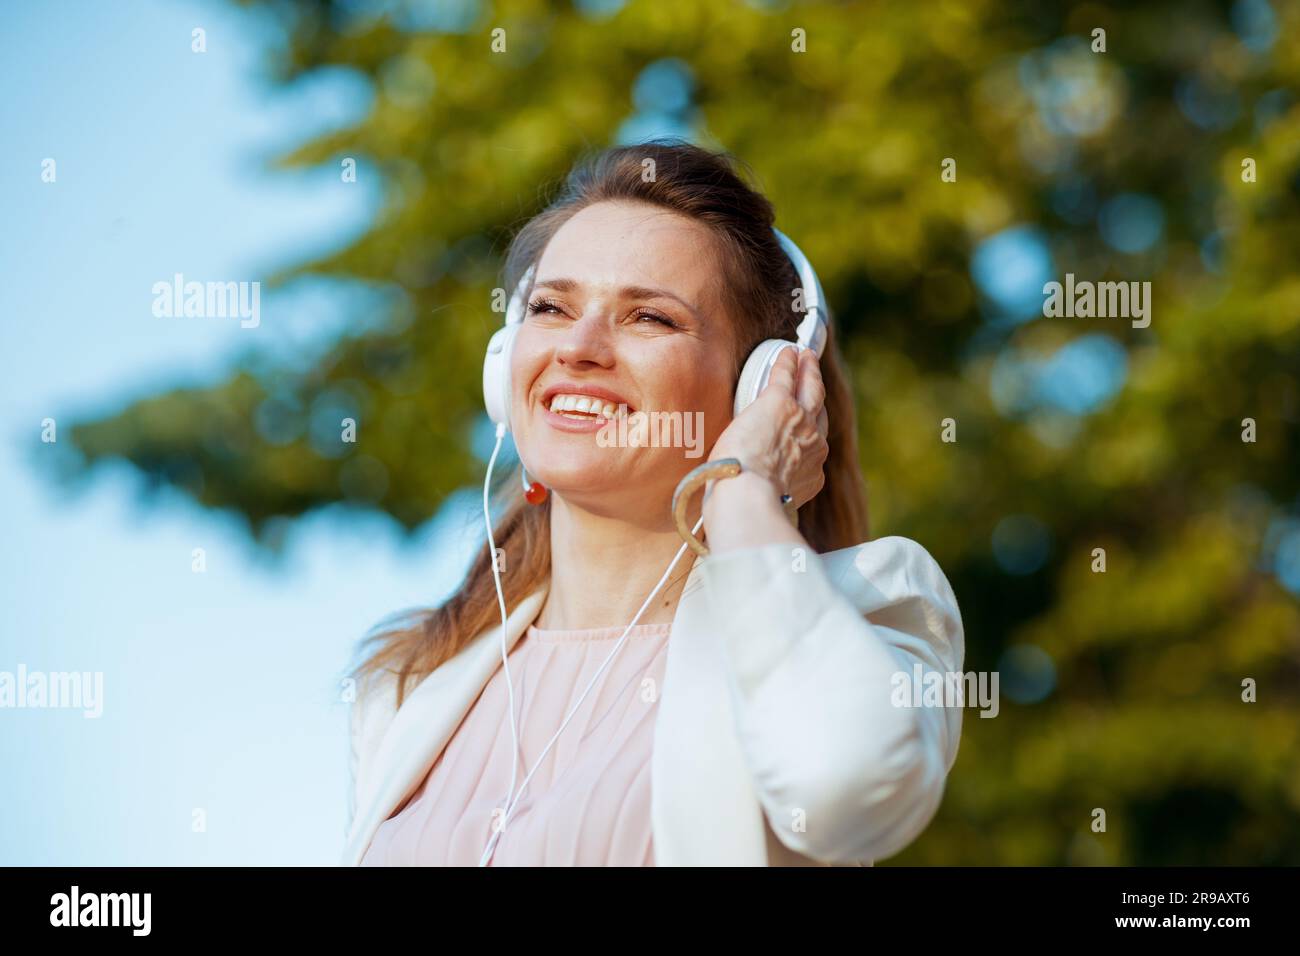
[342,535,965,866]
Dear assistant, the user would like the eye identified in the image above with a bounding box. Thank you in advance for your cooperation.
[527,297,564,316]
[634,310,679,329]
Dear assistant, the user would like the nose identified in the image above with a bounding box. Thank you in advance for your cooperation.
[554,305,615,369]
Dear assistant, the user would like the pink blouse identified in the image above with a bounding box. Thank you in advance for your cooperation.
[359,621,672,866]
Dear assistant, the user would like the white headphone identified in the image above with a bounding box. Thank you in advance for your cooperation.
[475,227,829,865]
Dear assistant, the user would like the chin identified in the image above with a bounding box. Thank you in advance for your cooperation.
[542,456,626,491]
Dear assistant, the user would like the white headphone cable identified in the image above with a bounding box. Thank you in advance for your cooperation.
[482,422,524,848]
[479,423,703,866]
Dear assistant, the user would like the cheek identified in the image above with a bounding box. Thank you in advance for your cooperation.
[673,354,733,427]
[509,330,545,407]
[505,331,550,466]
[636,359,731,459]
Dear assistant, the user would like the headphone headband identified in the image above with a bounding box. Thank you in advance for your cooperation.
[771,228,829,358]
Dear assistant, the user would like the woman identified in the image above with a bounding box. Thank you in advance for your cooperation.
[343,141,965,867]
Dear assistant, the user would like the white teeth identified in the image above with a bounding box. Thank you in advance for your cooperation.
[547,393,622,419]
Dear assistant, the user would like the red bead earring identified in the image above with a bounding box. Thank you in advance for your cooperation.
[522,466,548,505]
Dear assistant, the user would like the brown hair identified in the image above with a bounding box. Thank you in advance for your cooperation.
[352,139,869,707]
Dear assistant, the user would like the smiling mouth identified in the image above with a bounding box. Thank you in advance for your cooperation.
[546,393,626,421]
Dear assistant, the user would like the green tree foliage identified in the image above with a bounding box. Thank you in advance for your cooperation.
[53,0,1300,863]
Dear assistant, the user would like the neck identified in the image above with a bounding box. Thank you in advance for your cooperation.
[536,493,701,630]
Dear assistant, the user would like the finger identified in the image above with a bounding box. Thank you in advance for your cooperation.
[795,347,826,416]
[762,345,799,398]
[816,405,828,439]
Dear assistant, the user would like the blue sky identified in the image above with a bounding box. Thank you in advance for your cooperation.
[0,0,479,864]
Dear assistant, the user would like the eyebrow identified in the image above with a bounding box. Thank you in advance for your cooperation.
[532,277,702,322]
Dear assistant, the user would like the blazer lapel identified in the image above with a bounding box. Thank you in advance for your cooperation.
[651,554,769,865]
[341,583,549,866]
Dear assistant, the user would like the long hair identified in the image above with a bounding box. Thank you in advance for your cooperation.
[351,140,869,707]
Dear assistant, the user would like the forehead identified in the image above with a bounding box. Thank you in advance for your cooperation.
[536,201,722,306]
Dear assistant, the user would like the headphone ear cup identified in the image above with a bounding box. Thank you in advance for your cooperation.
[483,323,520,428]
[733,339,797,418]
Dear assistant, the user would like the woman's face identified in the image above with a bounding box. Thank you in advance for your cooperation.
[509,199,738,520]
